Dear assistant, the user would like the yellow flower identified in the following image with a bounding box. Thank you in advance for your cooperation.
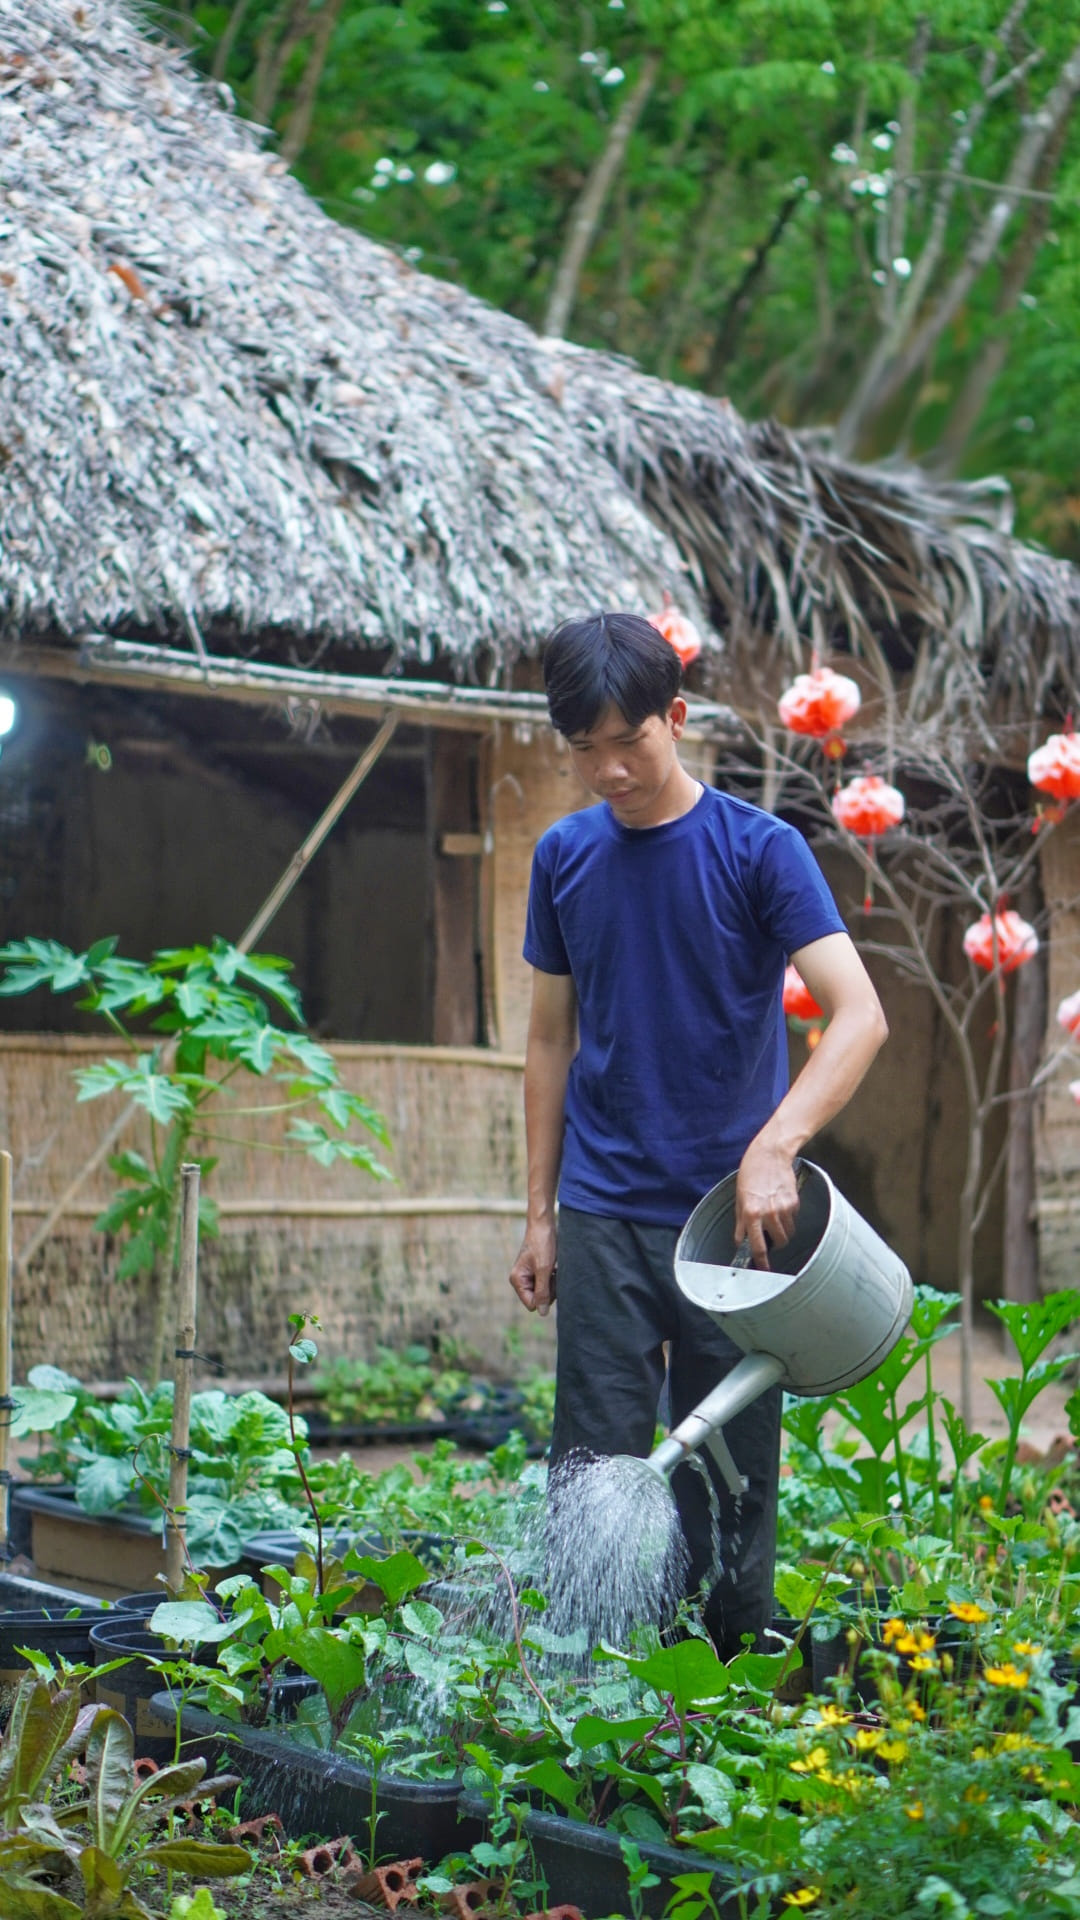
[882,1618,908,1646]
[877,1738,908,1763]
[904,1699,927,1721]
[1012,1640,1042,1657]
[963,1784,988,1804]
[816,1702,852,1726]
[905,1801,925,1821]
[852,1727,885,1751]
[948,1600,990,1624]
[984,1662,1029,1690]
[782,1891,821,1909]
[978,1494,994,1512]
[790,1746,830,1774]
[908,1654,938,1672]
[994,1731,1042,1753]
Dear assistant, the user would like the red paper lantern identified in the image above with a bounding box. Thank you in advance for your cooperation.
[962,910,1039,974]
[1028,731,1080,803]
[783,964,823,1022]
[831,774,905,838]
[649,605,702,668]
[778,666,861,756]
[1070,1080,1080,1107]
[1058,990,1080,1038]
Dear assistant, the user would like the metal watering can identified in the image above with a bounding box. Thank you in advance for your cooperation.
[647,1160,914,1495]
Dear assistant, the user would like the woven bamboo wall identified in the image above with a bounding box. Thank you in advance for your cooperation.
[0,1038,553,1382]
[1035,812,1080,1290]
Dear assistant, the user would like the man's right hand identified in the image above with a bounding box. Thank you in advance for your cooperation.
[509,1220,558,1318]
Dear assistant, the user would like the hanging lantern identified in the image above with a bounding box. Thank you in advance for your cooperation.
[649,602,703,668]
[831,774,905,837]
[1058,989,1080,1038]
[783,963,824,1049]
[778,666,861,758]
[1070,1081,1080,1107]
[783,964,822,1022]
[962,910,1039,975]
[1028,731,1080,804]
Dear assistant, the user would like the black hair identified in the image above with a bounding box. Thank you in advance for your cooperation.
[542,611,683,737]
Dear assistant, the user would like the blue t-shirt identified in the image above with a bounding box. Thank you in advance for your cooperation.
[523,786,845,1226]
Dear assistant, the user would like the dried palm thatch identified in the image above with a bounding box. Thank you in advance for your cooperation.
[2,0,1079,736]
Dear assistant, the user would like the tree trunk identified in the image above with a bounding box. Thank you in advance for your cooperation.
[253,0,313,129]
[655,164,732,379]
[936,111,1070,470]
[835,37,1080,455]
[705,188,803,391]
[543,51,661,341]
[280,0,345,162]
[211,0,256,83]
[1002,906,1048,1313]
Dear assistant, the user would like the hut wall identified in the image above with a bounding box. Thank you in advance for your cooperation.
[1035,812,1080,1290]
[0,1037,551,1383]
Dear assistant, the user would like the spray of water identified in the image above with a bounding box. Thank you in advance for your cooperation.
[530,1449,691,1649]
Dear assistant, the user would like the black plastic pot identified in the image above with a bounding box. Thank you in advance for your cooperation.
[89,1619,315,1761]
[166,1699,480,1859]
[0,1603,107,1714]
[304,1415,459,1448]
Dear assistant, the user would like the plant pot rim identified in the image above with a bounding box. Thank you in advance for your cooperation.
[164,1697,464,1802]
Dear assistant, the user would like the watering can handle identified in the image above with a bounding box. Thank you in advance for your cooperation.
[729,1163,809,1269]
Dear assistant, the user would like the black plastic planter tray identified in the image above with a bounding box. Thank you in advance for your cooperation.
[304,1416,461,1448]
[0,1602,108,1705]
[167,1699,481,1860]
[460,1795,744,1918]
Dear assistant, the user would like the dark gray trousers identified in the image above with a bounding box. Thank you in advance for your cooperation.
[548,1206,781,1659]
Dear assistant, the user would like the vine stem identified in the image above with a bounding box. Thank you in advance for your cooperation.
[478,1542,559,1732]
[287,1338,324,1595]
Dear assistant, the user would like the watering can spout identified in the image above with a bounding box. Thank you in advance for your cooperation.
[645,1351,786,1495]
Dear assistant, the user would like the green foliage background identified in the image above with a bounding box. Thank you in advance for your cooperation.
[169,0,1080,552]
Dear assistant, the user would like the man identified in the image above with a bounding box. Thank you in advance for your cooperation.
[509,610,887,1657]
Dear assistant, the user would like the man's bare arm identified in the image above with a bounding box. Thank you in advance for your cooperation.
[735,932,888,1268]
[509,967,578,1316]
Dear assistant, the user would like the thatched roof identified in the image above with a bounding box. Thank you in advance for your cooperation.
[3,0,1080,725]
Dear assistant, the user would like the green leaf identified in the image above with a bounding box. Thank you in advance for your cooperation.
[138,1840,251,1876]
[84,1710,135,1854]
[148,1602,241,1646]
[9,1387,77,1437]
[287,1628,366,1717]
[75,1457,136,1513]
[613,1638,730,1712]
[345,1550,428,1606]
[572,1712,659,1751]
[518,1758,583,1815]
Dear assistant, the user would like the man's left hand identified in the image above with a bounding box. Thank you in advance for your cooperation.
[734,1140,800,1271]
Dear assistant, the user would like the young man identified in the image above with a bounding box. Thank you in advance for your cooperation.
[509,610,888,1657]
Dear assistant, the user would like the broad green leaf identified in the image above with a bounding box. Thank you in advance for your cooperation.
[84,1710,135,1853]
[9,1387,77,1437]
[519,1757,583,1815]
[346,1550,428,1605]
[572,1712,659,1751]
[75,1457,135,1513]
[138,1840,251,1875]
[149,1601,243,1646]
[614,1637,730,1712]
[287,1627,366,1716]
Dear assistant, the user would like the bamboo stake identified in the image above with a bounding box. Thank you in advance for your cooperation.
[238,710,398,951]
[14,714,400,1278]
[0,1153,11,1563]
[165,1164,200,1597]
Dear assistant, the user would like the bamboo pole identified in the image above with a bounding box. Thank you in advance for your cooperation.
[14,714,400,1277]
[13,1195,527,1219]
[165,1164,200,1597]
[0,1153,11,1562]
[238,710,398,951]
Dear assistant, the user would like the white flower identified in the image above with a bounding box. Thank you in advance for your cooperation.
[404,246,423,263]
[805,188,821,204]
[579,49,598,64]
[372,176,390,190]
[608,0,625,9]
[887,120,901,134]
[395,165,414,182]
[601,66,625,85]
[952,108,966,123]
[791,174,808,189]
[1019,291,1038,309]
[1014,415,1035,432]
[866,172,889,195]
[533,78,549,91]
[872,131,893,150]
[850,176,869,195]
[872,267,887,284]
[831,142,857,165]
[487,2,507,11]
[892,256,912,277]
[352,186,375,203]
[820,59,835,73]
[424,161,457,185]
[373,157,395,174]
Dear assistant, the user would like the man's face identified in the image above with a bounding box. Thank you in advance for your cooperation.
[566,700,687,826]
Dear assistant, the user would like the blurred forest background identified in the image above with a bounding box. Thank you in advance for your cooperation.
[161,0,1080,554]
